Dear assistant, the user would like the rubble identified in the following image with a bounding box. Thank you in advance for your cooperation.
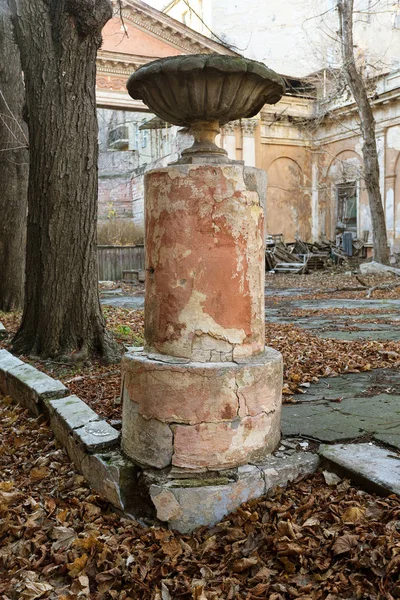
[265,233,368,273]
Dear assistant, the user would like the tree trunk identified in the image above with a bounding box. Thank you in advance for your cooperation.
[10,0,121,361]
[0,1,28,311]
[337,0,390,265]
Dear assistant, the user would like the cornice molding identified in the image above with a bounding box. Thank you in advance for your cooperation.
[111,0,237,56]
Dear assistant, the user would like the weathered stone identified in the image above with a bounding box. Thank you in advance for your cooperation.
[72,420,120,453]
[149,463,265,533]
[0,349,24,396]
[48,395,119,469]
[47,395,99,430]
[144,164,266,360]
[127,55,284,161]
[150,488,183,522]
[258,452,320,491]
[319,443,400,495]
[47,395,97,466]
[282,403,364,441]
[172,411,281,469]
[0,322,7,339]
[360,261,400,276]
[81,452,126,510]
[80,450,154,517]
[122,398,173,469]
[235,348,282,417]
[283,390,400,449]
[122,354,240,424]
[7,362,68,416]
[122,348,282,469]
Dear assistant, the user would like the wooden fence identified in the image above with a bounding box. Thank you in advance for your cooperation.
[98,245,145,281]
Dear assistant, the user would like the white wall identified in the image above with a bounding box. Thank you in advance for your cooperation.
[145,0,400,77]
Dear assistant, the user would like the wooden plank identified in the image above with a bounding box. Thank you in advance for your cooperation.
[97,245,145,281]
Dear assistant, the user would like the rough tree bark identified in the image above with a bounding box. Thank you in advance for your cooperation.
[0,0,28,311]
[9,0,121,361]
[337,0,390,265]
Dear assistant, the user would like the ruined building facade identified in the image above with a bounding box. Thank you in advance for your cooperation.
[97,0,400,252]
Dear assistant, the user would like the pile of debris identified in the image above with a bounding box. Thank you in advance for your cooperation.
[265,233,368,273]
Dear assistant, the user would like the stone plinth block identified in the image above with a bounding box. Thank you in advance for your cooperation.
[121,348,282,470]
[149,464,265,533]
[146,452,318,533]
[144,164,265,361]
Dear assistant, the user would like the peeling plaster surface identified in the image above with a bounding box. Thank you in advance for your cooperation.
[121,162,282,471]
[387,126,400,151]
[386,187,394,231]
[144,164,265,360]
[121,349,282,469]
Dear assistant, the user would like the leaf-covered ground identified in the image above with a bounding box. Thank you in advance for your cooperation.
[1,396,399,600]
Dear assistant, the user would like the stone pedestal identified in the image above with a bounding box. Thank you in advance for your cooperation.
[122,163,282,475]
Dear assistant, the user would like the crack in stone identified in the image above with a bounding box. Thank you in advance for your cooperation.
[234,376,241,417]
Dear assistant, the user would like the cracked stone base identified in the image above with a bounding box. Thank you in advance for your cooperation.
[145,452,319,533]
[121,347,283,470]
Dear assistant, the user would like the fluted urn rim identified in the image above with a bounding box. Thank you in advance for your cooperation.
[127,54,285,128]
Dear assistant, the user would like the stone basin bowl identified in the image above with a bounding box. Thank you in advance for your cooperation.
[127,54,285,127]
[127,54,285,161]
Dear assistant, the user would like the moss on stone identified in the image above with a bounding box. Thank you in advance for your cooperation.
[170,477,231,488]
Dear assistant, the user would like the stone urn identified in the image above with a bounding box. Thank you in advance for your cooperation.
[127,54,285,161]
[121,54,285,488]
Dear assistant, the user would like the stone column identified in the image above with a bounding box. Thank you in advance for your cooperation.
[121,162,282,471]
[241,119,258,167]
[311,149,320,242]
[221,122,237,160]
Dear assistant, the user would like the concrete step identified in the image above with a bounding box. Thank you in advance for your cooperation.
[319,442,400,496]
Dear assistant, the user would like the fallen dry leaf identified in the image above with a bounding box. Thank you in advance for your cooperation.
[67,553,89,577]
[341,506,365,524]
[332,533,359,555]
[29,466,49,482]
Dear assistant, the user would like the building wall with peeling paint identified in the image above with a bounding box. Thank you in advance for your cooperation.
[257,69,400,252]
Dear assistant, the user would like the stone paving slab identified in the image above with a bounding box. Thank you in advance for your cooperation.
[290,371,376,402]
[315,329,400,341]
[283,403,364,441]
[283,379,400,450]
[319,443,400,495]
[101,296,145,309]
[289,299,400,310]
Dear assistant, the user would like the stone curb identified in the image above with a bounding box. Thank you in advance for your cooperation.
[0,349,132,513]
[0,347,321,532]
[0,349,68,415]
